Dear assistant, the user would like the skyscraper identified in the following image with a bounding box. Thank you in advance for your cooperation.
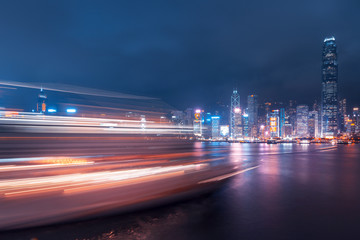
[193,109,202,137]
[230,89,242,138]
[308,111,319,138]
[279,108,285,138]
[296,105,309,138]
[321,37,338,138]
[211,116,220,139]
[269,110,279,138]
[242,113,249,137]
[247,94,258,137]
[353,107,360,135]
[338,99,347,134]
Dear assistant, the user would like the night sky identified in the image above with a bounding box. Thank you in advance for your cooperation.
[0,0,359,110]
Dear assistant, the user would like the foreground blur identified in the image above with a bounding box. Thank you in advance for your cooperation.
[0,112,251,230]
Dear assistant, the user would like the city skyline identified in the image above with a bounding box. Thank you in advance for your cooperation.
[1,2,360,239]
[0,1,360,109]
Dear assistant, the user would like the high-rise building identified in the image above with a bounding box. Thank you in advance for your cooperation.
[242,113,249,137]
[211,116,220,139]
[353,107,360,134]
[296,105,309,138]
[338,99,347,133]
[247,95,258,137]
[279,108,285,138]
[321,37,338,138]
[284,110,293,138]
[308,111,319,138]
[185,108,194,126]
[230,89,242,138]
[269,110,279,138]
[36,88,47,113]
[193,109,203,136]
[287,100,297,135]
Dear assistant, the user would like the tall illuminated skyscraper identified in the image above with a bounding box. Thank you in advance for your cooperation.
[308,111,319,138]
[338,99,346,133]
[279,108,285,138]
[230,89,241,138]
[193,109,202,137]
[211,116,220,139]
[321,37,338,137]
[247,94,258,137]
[353,107,360,134]
[269,110,279,138]
[296,105,309,138]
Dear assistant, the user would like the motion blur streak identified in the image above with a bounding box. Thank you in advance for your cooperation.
[0,80,155,100]
[0,112,193,135]
[198,165,260,184]
[0,112,246,230]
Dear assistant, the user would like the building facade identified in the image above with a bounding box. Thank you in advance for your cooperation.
[297,105,309,138]
[269,110,279,138]
[308,110,319,138]
[230,89,242,138]
[247,94,258,137]
[321,37,338,138]
[211,116,220,139]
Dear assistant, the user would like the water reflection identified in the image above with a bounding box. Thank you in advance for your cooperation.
[2,144,360,240]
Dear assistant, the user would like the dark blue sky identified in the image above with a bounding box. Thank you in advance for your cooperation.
[0,0,359,109]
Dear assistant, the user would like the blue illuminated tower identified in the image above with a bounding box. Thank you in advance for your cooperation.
[321,37,338,137]
[211,116,220,139]
[230,89,241,138]
[279,108,285,138]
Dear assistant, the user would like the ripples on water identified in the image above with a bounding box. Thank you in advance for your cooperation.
[1,143,360,240]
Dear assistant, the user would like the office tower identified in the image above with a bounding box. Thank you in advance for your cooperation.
[296,105,309,137]
[279,108,285,138]
[308,111,319,138]
[202,112,213,138]
[247,95,258,137]
[193,109,202,136]
[353,107,360,134]
[283,111,293,138]
[230,89,242,138]
[269,110,279,138]
[338,99,347,133]
[288,100,297,135]
[321,37,338,137]
[211,116,220,139]
[242,113,249,137]
[185,108,194,126]
[36,88,47,113]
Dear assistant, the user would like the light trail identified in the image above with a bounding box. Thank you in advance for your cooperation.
[0,164,208,198]
[198,165,259,184]
[0,80,155,100]
[0,111,193,134]
[0,112,243,230]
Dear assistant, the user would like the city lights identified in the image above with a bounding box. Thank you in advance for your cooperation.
[0,3,360,238]
[66,108,77,113]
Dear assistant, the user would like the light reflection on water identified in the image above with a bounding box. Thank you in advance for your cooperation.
[2,143,360,240]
